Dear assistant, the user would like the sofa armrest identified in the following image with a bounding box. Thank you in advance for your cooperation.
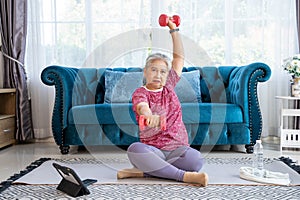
[227,62,271,144]
[41,65,79,145]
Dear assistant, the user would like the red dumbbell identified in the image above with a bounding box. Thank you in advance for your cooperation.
[160,115,167,131]
[139,115,147,131]
[139,115,167,131]
[159,14,181,27]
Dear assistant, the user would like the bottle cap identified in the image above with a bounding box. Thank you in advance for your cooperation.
[256,140,261,143]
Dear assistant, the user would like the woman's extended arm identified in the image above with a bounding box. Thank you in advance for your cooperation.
[168,20,184,76]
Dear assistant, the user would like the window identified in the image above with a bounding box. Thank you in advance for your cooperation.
[27,0,298,68]
[28,0,152,67]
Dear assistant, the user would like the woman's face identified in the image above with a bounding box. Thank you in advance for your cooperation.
[144,59,169,90]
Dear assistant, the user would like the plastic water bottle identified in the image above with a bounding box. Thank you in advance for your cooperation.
[253,140,264,177]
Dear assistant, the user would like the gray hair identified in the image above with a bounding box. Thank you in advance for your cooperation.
[145,53,171,69]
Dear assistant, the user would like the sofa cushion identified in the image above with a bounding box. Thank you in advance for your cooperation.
[175,70,202,102]
[104,70,143,103]
[69,104,136,125]
[181,103,243,123]
[68,103,243,125]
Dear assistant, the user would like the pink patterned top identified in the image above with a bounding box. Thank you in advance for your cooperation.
[132,68,189,151]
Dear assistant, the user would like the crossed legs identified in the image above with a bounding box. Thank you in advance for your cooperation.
[117,142,208,186]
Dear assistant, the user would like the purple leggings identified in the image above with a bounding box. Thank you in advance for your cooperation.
[127,142,204,181]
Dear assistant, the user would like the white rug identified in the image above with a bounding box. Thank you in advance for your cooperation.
[13,157,300,186]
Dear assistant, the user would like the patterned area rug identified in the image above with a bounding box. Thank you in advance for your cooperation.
[1,184,300,200]
[1,157,300,199]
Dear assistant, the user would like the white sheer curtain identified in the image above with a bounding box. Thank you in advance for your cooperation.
[26,0,54,138]
[26,0,298,139]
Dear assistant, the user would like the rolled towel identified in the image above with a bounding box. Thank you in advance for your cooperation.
[240,167,290,186]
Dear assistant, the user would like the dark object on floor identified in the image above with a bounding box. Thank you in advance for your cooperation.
[77,145,87,151]
[53,162,96,197]
[279,156,300,174]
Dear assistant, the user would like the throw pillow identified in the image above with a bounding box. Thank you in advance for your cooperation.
[104,70,143,103]
[175,70,202,102]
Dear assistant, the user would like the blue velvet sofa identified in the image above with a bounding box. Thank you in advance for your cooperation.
[41,62,271,154]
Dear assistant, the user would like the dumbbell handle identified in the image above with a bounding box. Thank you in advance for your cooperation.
[139,115,167,131]
[159,14,181,27]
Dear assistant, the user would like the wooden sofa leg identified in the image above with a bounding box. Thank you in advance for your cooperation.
[245,144,254,154]
[59,145,70,154]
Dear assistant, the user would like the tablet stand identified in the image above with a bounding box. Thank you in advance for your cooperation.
[56,178,90,197]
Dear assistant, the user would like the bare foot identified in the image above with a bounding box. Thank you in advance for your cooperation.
[117,168,144,179]
[183,172,209,186]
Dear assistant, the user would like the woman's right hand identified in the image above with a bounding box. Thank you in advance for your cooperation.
[168,17,177,29]
[144,114,161,128]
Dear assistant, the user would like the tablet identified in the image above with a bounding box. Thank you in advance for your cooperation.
[52,162,97,197]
